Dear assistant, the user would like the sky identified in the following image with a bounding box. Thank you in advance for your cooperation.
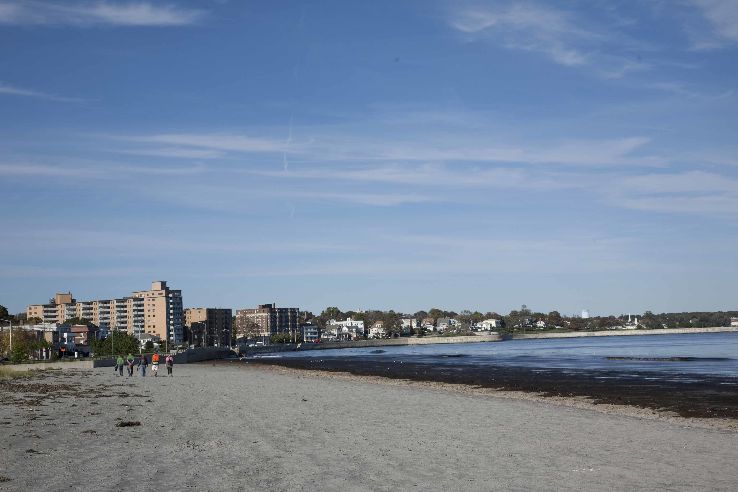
[1,0,737,317]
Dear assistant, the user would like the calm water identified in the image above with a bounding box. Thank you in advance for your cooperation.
[255,332,738,380]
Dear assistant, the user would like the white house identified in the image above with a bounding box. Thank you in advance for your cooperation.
[534,320,547,329]
[731,317,738,327]
[369,321,385,339]
[477,319,501,331]
[326,318,365,341]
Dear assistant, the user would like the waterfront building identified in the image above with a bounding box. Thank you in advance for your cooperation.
[185,308,233,347]
[301,323,320,343]
[26,280,183,343]
[236,304,299,337]
[477,319,502,331]
[325,317,365,340]
[731,317,738,327]
[369,321,385,339]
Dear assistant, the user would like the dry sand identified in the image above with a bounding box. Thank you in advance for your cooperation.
[1,363,737,491]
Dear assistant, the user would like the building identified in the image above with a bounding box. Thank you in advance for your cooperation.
[301,323,320,343]
[477,319,501,331]
[731,317,738,327]
[236,304,299,337]
[369,321,385,339]
[26,280,183,343]
[325,318,365,340]
[185,308,233,347]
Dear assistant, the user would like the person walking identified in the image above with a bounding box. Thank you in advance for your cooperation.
[139,354,149,377]
[126,353,135,377]
[151,352,160,377]
[116,355,124,377]
[165,354,174,377]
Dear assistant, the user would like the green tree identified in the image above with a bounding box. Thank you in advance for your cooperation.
[91,331,139,357]
[0,305,10,320]
[383,311,402,338]
[547,311,563,327]
[63,317,92,326]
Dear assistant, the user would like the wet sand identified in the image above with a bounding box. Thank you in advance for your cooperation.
[1,364,738,491]
[250,356,738,419]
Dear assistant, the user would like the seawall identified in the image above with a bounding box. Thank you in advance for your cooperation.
[513,326,738,340]
[240,334,501,355]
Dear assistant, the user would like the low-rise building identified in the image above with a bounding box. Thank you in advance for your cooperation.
[301,323,321,343]
[477,319,502,331]
[369,321,385,339]
[731,317,738,327]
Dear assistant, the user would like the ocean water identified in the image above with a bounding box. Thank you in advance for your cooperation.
[254,332,738,379]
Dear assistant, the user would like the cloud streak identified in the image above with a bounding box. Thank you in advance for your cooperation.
[0,1,204,27]
[0,81,84,102]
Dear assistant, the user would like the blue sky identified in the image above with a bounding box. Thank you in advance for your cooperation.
[1,0,737,316]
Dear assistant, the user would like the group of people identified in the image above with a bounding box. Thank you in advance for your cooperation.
[114,352,174,377]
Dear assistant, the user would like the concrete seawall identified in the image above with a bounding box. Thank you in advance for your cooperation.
[513,326,738,340]
[240,334,501,355]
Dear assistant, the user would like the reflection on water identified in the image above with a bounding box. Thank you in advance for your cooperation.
[256,332,738,379]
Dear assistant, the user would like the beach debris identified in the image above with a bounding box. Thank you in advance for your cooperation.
[116,421,141,427]
[301,397,308,402]
[25,448,40,454]
[82,429,97,434]
[0,475,11,482]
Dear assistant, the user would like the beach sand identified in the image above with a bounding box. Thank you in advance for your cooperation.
[1,363,737,491]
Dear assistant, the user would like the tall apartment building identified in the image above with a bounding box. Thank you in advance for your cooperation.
[236,303,299,337]
[26,280,183,343]
[184,308,233,347]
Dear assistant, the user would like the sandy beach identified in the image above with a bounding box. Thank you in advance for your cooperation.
[2,363,738,491]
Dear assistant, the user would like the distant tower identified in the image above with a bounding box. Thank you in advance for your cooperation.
[581,309,590,319]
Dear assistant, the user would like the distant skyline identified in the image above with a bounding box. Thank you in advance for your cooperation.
[1,1,737,316]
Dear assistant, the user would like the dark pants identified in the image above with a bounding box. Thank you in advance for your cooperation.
[127,364,134,376]
[167,366,173,376]
[119,365,123,376]
[140,365,146,377]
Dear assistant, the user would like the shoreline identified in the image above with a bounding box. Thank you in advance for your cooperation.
[245,355,738,422]
[241,327,738,356]
[241,362,738,431]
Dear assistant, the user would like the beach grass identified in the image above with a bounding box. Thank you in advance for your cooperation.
[0,366,35,379]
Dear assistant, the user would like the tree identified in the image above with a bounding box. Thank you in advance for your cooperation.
[0,305,9,320]
[547,311,563,327]
[91,331,139,357]
[383,311,402,338]
[28,317,42,324]
[63,317,92,326]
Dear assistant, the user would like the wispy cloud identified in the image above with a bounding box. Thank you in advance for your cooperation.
[118,131,660,168]
[0,81,84,102]
[448,2,658,78]
[689,0,738,48]
[451,3,593,66]
[0,1,204,27]
[125,133,287,153]
[608,170,738,217]
[114,147,226,159]
[252,164,585,191]
[0,162,206,178]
